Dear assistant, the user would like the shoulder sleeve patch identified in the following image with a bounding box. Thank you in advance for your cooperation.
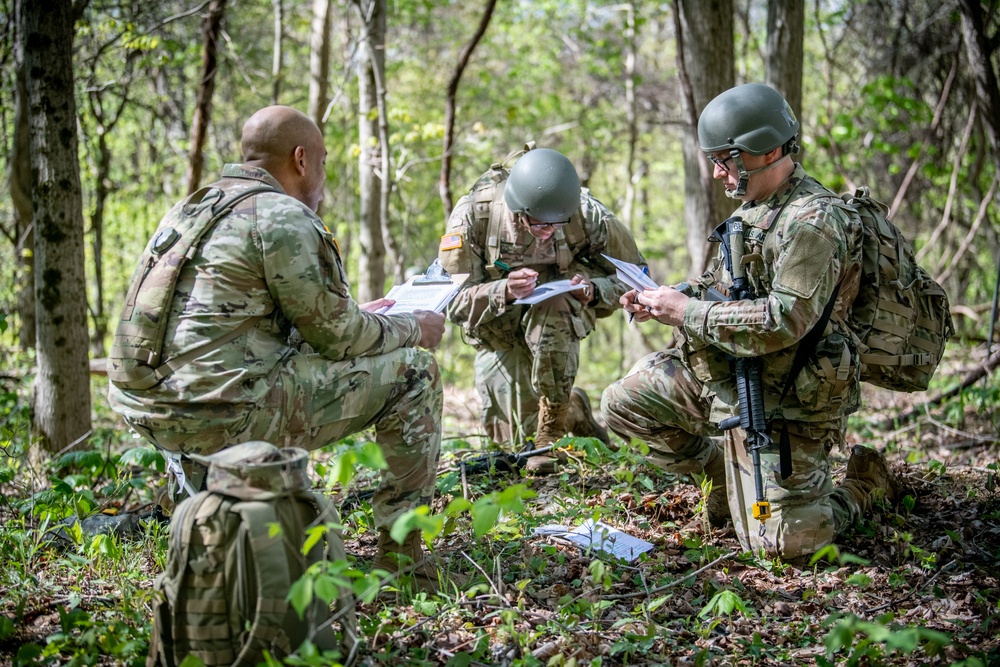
[440,233,463,251]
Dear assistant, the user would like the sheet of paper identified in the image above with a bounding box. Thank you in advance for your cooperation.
[601,253,658,291]
[378,273,469,315]
[534,519,654,563]
[513,279,586,305]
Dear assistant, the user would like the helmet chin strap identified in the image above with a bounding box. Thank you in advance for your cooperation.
[728,151,791,199]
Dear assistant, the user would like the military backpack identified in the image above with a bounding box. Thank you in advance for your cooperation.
[147,442,358,667]
[843,187,953,391]
[780,187,953,394]
[108,184,276,391]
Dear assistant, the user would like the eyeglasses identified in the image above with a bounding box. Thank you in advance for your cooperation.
[707,154,735,173]
[523,215,569,229]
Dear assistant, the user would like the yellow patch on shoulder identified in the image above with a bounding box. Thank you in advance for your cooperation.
[439,232,463,251]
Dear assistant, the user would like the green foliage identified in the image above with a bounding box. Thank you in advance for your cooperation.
[818,613,952,666]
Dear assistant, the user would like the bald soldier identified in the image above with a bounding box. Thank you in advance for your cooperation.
[108,106,450,591]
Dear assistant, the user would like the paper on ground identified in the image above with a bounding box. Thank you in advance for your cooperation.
[378,273,469,315]
[534,519,654,563]
[513,279,586,305]
[601,253,658,292]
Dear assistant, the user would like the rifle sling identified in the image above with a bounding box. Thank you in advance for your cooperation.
[773,280,842,479]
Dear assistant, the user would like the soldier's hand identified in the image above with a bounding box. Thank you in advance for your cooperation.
[360,297,394,313]
[635,286,688,326]
[505,268,539,301]
[569,274,594,304]
[413,310,446,349]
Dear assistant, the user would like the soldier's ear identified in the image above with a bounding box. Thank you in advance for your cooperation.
[292,145,308,176]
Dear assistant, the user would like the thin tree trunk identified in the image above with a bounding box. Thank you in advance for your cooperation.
[440,0,497,221]
[355,0,386,302]
[622,1,637,230]
[308,0,332,129]
[17,0,92,451]
[271,0,283,105]
[765,0,804,125]
[185,0,227,195]
[10,44,35,350]
[675,0,734,277]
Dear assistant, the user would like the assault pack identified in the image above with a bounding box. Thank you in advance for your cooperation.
[782,186,953,394]
[843,187,953,391]
[108,184,276,391]
[147,442,358,667]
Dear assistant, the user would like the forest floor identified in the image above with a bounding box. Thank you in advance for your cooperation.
[1,356,999,666]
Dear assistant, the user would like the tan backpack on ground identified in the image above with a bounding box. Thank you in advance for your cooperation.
[147,442,358,667]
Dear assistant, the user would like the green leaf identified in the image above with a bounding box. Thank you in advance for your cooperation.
[287,577,313,619]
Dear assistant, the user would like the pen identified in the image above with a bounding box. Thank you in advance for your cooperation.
[494,260,511,273]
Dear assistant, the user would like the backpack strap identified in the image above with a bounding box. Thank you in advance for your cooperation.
[229,500,294,667]
[477,176,506,280]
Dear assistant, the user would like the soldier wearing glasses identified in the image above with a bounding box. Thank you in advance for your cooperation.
[438,146,646,473]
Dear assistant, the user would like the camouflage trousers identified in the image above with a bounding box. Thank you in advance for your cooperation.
[140,346,442,531]
[473,292,583,448]
[601,349,866,561]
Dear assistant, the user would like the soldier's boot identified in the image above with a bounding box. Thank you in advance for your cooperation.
[844,445,900,510]
[567,387,610,445]
[374,529,467,594]
[702,443,730,528]
[525,396,571,475]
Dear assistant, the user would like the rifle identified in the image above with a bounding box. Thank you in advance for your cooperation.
[709,216,772,534]
[338,443,560,510]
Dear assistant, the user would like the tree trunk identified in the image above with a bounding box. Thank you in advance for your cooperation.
[10,41,35,350]
[765,0,804,125]
[185,0,227,195]
[621,1,637,230]
[959,0,1000,168]
[354,0,393,300]
[271,0,284,105]
[355,6,386,303]
[17,0,92,451]
[675,0,735,277]
[308,0,332,129]
[440,0,497,221]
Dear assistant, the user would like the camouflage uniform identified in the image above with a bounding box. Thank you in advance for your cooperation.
[602,164,874,560]
[439,174,645,447]
[109,164,441,530]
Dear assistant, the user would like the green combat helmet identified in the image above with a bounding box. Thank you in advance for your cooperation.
[697,83,800,198]
[503,147,581,223]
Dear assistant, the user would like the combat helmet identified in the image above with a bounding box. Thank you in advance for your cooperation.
[697,83,800,198]
[503,147,581,223]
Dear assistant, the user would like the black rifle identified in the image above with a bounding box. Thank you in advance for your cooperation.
[710,216,773,532]
[338,443,560,510]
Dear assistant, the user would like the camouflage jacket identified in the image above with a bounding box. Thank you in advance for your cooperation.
[439,177,646,347]
[681,164,865,422]
[108,164,421,434]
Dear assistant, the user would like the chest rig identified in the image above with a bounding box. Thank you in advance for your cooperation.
[472,167,589,280]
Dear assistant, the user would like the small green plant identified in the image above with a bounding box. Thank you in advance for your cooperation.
[817,612,952,666]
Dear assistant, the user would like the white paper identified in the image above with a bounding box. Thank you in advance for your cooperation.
[534,519,654,563]
[378,273,469,315]
[601,253,658,291]
[513,279,587,305]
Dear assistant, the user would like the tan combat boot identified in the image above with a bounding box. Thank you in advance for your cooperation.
[702,443,730,528]
[525,396,571,474]
[845,445,900,508]
[567,387,610,445]
[373,529,442,594]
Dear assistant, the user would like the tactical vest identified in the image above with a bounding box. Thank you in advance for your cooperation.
[108,184,276,391]
[147,442,358,667]
[471,166,590,281]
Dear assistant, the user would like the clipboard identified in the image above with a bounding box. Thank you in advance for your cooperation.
[377,260,469,315]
